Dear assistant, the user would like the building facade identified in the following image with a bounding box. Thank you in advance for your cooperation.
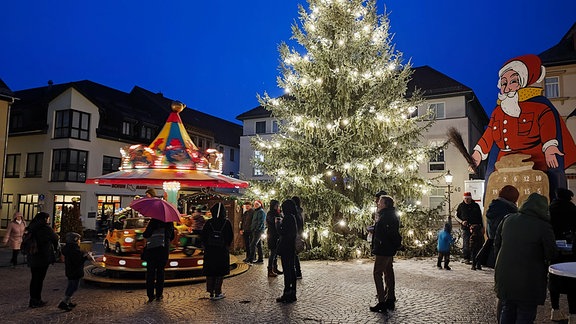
[539,22,576,190]
[1,80,242,232]
[236,65,489,212]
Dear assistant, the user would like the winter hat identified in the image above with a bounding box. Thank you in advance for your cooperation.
[66,232,81,244]
[498,54,545,88]
[374,190,388,198]
[253,200,263,208]
[498,185,520,203]
[463,192,472,198]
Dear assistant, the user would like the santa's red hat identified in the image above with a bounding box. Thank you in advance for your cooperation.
[498,54,545,88]
[253,200,263,208]
[463,192,472,198]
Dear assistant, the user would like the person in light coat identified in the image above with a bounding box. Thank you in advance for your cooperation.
[2,212,26,267]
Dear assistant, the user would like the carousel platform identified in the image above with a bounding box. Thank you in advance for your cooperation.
[83,251,249,285]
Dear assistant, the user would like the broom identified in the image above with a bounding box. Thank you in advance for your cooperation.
[447,127,478,175]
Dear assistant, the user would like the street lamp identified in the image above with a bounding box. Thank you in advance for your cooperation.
[444,170,453,224]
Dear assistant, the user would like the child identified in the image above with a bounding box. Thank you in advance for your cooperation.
[469,224,485,270]
[58,232,92,311]
[437,223,454,270]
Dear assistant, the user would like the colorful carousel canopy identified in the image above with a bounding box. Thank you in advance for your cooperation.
[86,102,249,189]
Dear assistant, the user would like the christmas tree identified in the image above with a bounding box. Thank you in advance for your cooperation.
[250,0,441,258]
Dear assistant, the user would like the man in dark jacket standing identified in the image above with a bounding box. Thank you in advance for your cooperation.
[239,202,253,263]
[455,192,483,263]
[370,195,402,313]
[494,193,556,323]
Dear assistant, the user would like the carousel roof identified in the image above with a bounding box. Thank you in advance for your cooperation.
[86,102,249,189]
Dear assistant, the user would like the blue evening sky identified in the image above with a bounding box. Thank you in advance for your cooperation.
[1,0,575,124]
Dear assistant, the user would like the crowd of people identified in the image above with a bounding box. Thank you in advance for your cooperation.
[2,184,574,323]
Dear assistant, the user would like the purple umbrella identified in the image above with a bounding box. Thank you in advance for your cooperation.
[129,197,181,223]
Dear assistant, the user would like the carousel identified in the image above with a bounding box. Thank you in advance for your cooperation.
[84,101,249,285]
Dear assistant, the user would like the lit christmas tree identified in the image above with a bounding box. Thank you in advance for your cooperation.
[250,0,442,258]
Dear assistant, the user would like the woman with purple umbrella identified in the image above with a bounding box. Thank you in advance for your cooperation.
[142,217,174,303]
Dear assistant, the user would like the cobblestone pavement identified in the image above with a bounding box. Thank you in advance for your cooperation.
[0,247,570,323]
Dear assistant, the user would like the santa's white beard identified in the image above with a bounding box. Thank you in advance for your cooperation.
[499,91,521,117]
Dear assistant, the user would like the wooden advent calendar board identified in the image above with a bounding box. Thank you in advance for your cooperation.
[484,153,549,213]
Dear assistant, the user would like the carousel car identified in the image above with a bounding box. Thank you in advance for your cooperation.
[104,215,151,254]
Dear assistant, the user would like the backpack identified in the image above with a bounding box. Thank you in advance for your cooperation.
[146,228,166,249]
[21,230,38,256]
[206,221,227,247]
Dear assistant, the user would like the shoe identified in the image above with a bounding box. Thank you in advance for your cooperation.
[476,265,482,270]
[465,260,472,265]
[243,258,250,263]
[437,265,442,270]
[155,295,163,301]
[29,300,47,308]
[369,302,387,313]
[211,293,225,300]
[273,268,283,275]
[147,297,155,303]
[254,259,264,264]
[296,273,302,279]
[471,265,476,270]
[444,266,451,270]
[551,308,568,321]
[276,294,296,303]
[58,301,72,311]
[268,268,278,277]
[383,299,396,310]
[68,302,77,308]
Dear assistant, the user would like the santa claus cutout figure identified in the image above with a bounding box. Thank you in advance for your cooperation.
[471,54,576,200]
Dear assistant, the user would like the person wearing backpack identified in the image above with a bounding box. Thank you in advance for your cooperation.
[142,218,174,303]
[201,202,233,300]
[2,211,26,267]
[26,212,59,308]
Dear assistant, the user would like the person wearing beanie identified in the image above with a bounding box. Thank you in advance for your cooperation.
[548,188,576,322]
[494,193,555,323]
[455,192,482,264]
[58,232,93,311]
[471,54,576,201]
[475,185,519,270]
[201,202,233,300]
[248,200,265,263]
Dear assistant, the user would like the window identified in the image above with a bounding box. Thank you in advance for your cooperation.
[1,194,14,229]
[54,110,90,140]
[545,76,559,98]
[141,125,154,140]
[18,194,39,225]
[428,103,445,120]
[103,156,121,174]
[428,141,445,172]
[230,148,235,162]
[10,114,23,130]
[429,188,446,211]
[51,149,88,182]
[253,150,264,176]
[255,121,266,134]
[272,120,279,133]
[122,121,134,136]
[25,152,43,178]
[5,154,20,178]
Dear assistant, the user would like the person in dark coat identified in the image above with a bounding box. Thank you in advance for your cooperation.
[266,199,282,277]
[291,196,304,279]
[469,224,485,270]
[26,212,59,308]
[142,217,175,303]
[58,232,92,311]
[275,199,298,303]
[370,195,402,313]
[494,193,556,324]
[475,185,519,269]
[455,192,483,263]
[239,202,254,263]
[201,202,233,300]
[548,188,576,321]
